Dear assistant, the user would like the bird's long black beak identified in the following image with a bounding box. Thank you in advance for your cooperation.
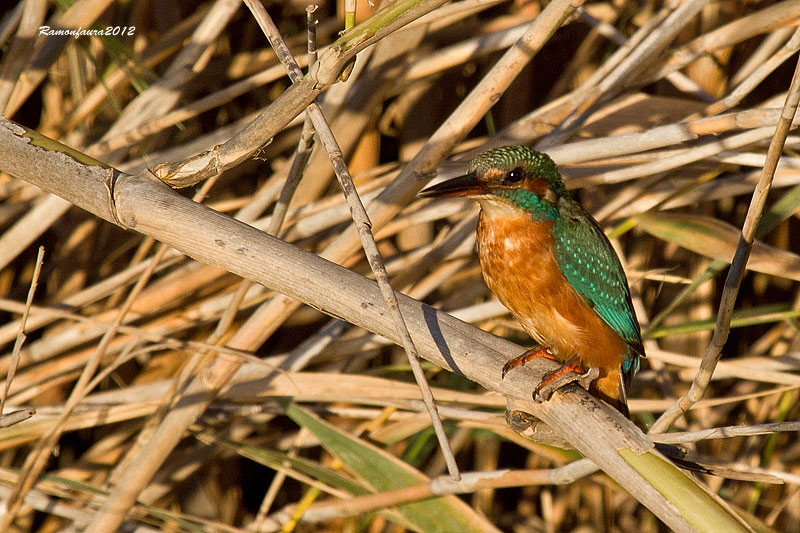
[418,171,485,198]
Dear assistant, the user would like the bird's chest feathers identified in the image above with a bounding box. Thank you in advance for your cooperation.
[476,202,591,356]
[476,205,554,283]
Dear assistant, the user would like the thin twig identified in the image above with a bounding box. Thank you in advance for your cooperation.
[651,420,800,444]
[251,10,323,529]
[0,246,43,415]
[268,5,319,239]
[280,460,598,524]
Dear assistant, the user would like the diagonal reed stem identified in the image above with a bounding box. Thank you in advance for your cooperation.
[243,0,461,480]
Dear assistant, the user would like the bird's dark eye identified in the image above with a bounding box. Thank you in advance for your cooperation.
[504,167,525,183]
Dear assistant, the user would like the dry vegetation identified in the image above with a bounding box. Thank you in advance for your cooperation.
[0,0,799,531]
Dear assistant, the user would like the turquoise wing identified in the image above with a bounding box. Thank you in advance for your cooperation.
[553,199,644,383]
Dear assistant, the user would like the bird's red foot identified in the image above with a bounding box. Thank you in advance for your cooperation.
[501,346,557,379]
[533,357,599,402]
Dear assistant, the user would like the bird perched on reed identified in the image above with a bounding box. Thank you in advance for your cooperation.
[420,145,643,415]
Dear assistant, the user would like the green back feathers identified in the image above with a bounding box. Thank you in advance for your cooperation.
[553,199,644,384]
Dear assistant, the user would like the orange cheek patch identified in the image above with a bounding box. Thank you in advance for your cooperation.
[525,177,551,197]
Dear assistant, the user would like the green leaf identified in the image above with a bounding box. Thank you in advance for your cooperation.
[648,183,800,331]
[648,302,800,338]
[757,184,800,239]
[203,431,417,530]
[286,403,498,533]
[22,473,212,532]
[635,213,800,282]
[619,449,749,533]
[210,437,371,496]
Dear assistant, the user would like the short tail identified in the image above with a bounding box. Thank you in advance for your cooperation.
[590,368,630,418]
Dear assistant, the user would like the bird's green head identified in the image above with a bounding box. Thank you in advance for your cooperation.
[419,146,566,219]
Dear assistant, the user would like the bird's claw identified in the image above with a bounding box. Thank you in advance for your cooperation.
[500,360,514,380]
[533,366,600,403]
[501,346,555,379]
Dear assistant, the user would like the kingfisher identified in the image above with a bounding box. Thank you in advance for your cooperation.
[419,145,644,415]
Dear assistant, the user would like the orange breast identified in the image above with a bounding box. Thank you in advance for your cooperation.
[476,206,626,401]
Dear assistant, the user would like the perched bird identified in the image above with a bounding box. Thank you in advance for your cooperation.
[419,145,643,415]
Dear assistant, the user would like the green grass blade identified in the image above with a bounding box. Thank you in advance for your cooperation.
[635,213,800,281]
[648,302,800,338]
[286,403,498,533]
